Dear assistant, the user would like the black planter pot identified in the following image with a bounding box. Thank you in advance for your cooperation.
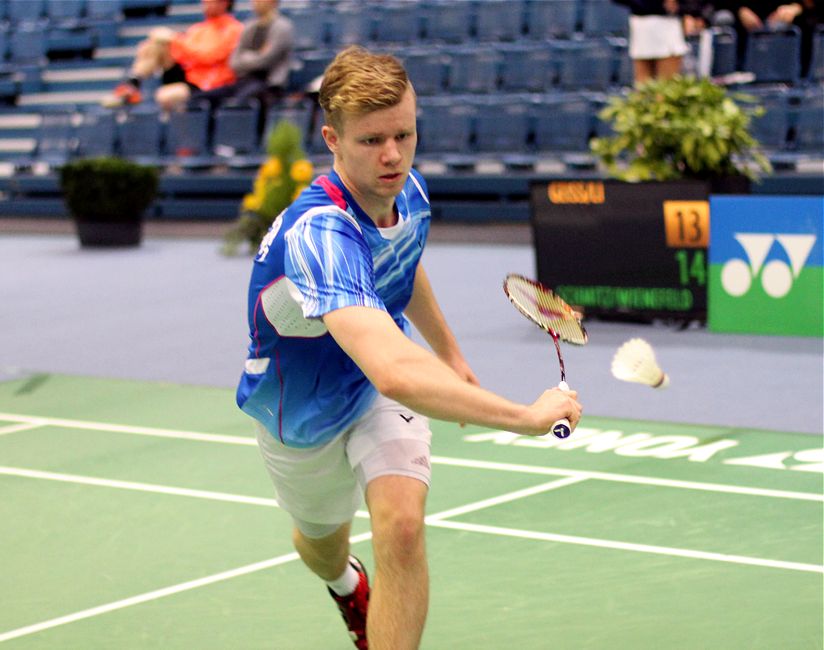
[75,220,143,247]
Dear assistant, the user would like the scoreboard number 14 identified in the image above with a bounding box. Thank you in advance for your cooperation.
[663,200,710,288]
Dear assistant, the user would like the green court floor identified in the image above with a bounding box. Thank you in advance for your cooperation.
[1,375,821,649]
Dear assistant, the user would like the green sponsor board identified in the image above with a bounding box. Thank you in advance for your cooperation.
[709,264,823,336]
[708,196,823,337]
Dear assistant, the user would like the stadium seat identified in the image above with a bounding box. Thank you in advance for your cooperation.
[792,89,824,154]
[746,89,791,152]
[9,26,47,64]
[283,6,328,50]
[807,25,824,82]
[580,0,629,36]
[7,0,46,25]
[374,2,423,44]
[265,100,315,152]
[555,39,614,91]
[710,26,737,78]
[47,25,96,60]
[421,0,473,43]
[46,0,84,23]
[416,98,475,159]
[328,4,374,47]
[498,43,553,93]
[289,49,335,93]
[117,104,163,165]
[402,49,446,96]
[76,108,117,157]
[474,0,525,42]
[744,27,801,85]
[473,97,531,156]
[166,102,212,168]
[613,40,633,87]
[0,24,8,62]
[532,93,595,154]
[445,46,500,94]
[213,100,264,168]
[85,0,122,47]
[31,108,76,168]
[526,0,580,39]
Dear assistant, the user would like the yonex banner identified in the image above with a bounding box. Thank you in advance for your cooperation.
[709,196,823,337]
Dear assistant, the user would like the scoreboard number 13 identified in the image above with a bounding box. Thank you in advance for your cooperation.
[663,200,710,248]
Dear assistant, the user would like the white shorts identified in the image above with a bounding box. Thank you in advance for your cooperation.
[629,15,689,60]
[256,394,432,533]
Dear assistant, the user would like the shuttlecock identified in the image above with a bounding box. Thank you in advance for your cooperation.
[611,338,669,388]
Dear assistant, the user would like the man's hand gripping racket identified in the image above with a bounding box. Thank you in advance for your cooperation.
[503,274,588,438]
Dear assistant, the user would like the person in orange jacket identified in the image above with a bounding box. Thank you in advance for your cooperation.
[101,0,243,111]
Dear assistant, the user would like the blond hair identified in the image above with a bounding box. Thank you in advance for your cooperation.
[319,46,413,132]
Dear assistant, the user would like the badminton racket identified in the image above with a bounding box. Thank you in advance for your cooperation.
[502,274,588,438]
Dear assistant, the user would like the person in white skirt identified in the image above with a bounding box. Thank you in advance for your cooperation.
[613,0,700,84]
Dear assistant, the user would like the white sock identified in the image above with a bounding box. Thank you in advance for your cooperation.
[326,560,359,597]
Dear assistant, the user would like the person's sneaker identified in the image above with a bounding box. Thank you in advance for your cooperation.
[327,557,370,650]
[100,82,142,108]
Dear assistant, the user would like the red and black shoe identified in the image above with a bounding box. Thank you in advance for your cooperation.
[327,556,370,650]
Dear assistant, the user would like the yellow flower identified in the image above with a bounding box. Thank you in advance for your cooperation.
[242,193,262,212]
[260,157,283,179]
[253,176,268,195]
[290,159,313,184]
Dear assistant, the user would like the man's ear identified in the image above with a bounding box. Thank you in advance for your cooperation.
[321,125,338,154]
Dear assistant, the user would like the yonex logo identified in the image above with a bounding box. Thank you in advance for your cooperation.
[721,233,817,299]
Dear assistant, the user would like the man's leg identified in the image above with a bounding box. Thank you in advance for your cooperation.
[292,521,352,581]
[365,475,429,650]
[130,38,167,79]
[155,82,192,112]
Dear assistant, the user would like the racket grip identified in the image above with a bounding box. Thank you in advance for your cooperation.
[550,381,572,439]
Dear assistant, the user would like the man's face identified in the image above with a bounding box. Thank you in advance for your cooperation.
[201,0,228,19]
[252,0,276,16]
[323,87,418,216]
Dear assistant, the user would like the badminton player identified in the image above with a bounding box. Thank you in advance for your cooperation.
[236,45,582,650]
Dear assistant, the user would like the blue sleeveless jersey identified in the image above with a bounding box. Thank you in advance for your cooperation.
[236,169,431,448]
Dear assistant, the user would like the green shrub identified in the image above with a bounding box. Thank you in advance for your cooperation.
[60,157,159,222]
[590,76,772,182]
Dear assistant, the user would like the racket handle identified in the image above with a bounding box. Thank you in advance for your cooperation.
[550,381,572,439]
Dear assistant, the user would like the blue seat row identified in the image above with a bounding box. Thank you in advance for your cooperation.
[17,99,317,171]
[283,0,629,51]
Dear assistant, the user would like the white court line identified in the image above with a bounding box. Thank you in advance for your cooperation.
[425,476,588,522]
[0,412,256,446]
[2,463,821,643]
[0,467,285,509]
[0,533,372,644]
[0,411,820,501]
[0,422,45,436]
[4,465,821,574]
[431,456,824,502]
[0,472,583,642]
[428,520,824,574]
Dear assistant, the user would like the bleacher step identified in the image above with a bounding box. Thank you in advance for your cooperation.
[18,90,107,108]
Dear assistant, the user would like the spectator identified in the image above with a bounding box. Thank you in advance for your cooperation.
[101,0,243,111]
[764,1,823,76]
[190,0,294,110]
[613,0,693,84]
[723,0,821,70]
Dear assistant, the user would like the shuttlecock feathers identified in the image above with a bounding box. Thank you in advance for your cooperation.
[611,338,669,388]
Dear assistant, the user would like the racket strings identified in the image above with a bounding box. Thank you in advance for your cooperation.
[504,275,587,345]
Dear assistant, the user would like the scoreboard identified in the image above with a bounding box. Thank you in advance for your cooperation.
[530,179,729,322]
